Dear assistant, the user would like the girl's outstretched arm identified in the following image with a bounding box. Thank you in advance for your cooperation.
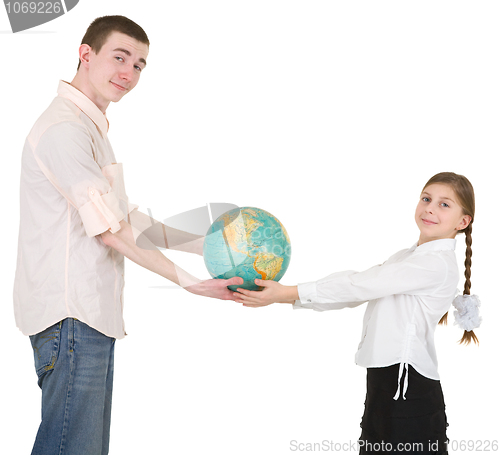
[234,280,299,307]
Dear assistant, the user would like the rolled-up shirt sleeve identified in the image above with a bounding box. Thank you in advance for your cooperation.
[293,252,448,311]
[32,121,125,236]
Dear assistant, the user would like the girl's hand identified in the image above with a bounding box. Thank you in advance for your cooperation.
[233,279,298,307]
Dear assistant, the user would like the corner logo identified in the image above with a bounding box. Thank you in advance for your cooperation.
[3,0,78,33]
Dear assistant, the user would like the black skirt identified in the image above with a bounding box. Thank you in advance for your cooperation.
[359,364,448,455]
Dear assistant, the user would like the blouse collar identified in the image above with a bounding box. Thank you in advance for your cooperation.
[412,238,457,252]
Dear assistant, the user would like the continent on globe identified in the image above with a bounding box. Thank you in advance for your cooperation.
[254,253,283,281]
[203,207,291,291]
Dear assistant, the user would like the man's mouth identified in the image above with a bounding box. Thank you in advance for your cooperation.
[111,81,127,91]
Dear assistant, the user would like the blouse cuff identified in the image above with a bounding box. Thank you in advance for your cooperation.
[292,282,317,309]
[79,188,125,237]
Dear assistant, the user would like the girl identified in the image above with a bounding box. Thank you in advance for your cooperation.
[234,172,481,455]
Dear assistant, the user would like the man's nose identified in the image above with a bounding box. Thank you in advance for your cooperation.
[119,65,134,80]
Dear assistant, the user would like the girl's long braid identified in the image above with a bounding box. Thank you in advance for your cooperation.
[463,225,472,295]
[459,225,479,345]
[439,224,478,344]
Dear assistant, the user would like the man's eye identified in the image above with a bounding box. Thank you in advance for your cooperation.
[115,56,124,62]
[135,66,142,72]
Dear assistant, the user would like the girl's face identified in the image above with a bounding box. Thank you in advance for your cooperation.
[415,183,472,245]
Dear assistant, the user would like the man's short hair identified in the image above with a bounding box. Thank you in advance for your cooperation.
[77,15,149,70]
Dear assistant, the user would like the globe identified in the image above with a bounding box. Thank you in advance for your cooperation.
[203,207,291,291]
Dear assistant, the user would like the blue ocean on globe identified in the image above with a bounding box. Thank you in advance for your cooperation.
[203,207,291,291]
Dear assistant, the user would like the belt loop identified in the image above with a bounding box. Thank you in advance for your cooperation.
[68,318,75,353]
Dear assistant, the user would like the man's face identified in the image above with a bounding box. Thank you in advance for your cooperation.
[85,31,149,111]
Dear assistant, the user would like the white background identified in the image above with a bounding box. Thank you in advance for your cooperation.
[1,1,499,454]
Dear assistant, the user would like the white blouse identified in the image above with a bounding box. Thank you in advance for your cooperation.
[294,239,459,399]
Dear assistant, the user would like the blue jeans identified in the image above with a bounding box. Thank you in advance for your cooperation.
[29,318,115,455]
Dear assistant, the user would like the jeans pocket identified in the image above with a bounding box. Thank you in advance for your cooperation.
[29,320,63,381]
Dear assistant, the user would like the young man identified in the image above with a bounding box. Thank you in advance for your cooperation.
[14,16,242,455]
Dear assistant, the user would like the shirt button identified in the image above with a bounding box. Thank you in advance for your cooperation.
[90,190,95,195]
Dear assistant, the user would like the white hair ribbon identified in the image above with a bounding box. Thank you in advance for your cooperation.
[452,294,482,332]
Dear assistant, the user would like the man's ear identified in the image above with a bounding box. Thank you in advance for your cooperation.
[78,44,93,69]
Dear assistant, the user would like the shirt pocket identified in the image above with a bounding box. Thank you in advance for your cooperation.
[29,321,63,383]
[101,163,125,199]
[101,163,133,215]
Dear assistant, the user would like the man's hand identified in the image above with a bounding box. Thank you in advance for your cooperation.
[186,277,244,300]
[232,280,298,307]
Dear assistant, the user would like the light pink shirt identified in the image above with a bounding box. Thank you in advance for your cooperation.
[14,81,137,339]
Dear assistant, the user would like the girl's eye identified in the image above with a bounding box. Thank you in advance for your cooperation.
[422,197,430,202]
[441,203,450,208]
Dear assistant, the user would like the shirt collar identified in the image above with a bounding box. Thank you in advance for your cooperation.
[57,80,109,138]
[412,238,457,252]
